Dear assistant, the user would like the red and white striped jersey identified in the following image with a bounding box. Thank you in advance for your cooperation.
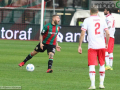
[105,14,115,38]
[81,15,108,49]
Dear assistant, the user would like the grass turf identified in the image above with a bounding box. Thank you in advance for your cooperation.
[0,39,120,90]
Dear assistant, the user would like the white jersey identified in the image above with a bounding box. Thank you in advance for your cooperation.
[81,15,108,49]
[105,14,115,38]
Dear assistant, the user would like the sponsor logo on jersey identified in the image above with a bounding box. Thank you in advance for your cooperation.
[48,32,57,34]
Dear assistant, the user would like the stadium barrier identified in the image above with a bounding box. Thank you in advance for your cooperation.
[0,23,120,44]
[0,8,75,26]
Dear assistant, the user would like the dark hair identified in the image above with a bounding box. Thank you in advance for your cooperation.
[105,8,112,14]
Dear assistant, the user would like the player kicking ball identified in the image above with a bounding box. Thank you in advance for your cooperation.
[78,7,110,89]
[18,15,61,73]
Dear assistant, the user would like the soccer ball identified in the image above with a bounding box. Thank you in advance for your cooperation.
[26,64,35,71]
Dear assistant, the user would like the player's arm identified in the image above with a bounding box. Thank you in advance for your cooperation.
[56,26,61,51]
[105,30,110,48]
[39,25,47,50]
[56,36,61,51]
[104,19,110,48]
[78,19,87,54]
[39,34,43,43]
[78,30,86,54]
[106,17,112,29]
[39,34,44,50]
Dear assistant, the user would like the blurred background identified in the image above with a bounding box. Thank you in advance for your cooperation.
[0,0,119,25]
[0,0,120,43]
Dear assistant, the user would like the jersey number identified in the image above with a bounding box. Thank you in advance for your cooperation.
[95,23,100,35]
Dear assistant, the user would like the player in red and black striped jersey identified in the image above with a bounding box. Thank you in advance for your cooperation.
[18,15,61,73]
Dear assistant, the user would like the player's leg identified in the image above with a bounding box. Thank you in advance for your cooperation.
[89,65,96,89]
[98,49,105,89]
[99,65,105,89]
[109,38,114,70]
[105,52,110,67]
[88,49,97,89]
[46,45,56,73]
[18,50,38,67]
[19,43,46,67]
[46,52,54,73]
[48,52,54,69]
[23,50,38,63]
[109,53,113,70]
[105,38,110,70]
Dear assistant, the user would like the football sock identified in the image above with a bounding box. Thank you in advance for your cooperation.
[23,53,33,63]
[89,65,95,87]
[109,53,113,67]
[99,65,105,86]
[48,59,53,69]
[105,52,109,66]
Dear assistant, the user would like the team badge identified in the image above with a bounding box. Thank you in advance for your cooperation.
[57,27,59,31]
[36,47,38,50]
[42,30,45,33]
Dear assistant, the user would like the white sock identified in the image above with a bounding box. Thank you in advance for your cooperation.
[109,53,113,67]
[105,52,109,66]
[99,65,105,86]
[89,65,95,87]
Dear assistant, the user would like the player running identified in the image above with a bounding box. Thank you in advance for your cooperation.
[18,15,61,73]
[78,7,110,89]
[104,8,115,70]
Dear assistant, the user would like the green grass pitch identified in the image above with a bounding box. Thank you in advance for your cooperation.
[0,39,120,90]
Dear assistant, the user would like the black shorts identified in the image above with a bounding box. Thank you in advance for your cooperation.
[34,43,56,54]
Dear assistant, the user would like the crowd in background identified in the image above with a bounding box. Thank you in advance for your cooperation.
[0,0,84,8]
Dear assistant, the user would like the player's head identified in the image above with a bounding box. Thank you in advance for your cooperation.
[104,8,111,15]
[90,6,99,15]
[52,15,60,25]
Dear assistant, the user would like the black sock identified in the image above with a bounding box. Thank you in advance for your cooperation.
[23,54,33,63]
[48,60,53,69]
